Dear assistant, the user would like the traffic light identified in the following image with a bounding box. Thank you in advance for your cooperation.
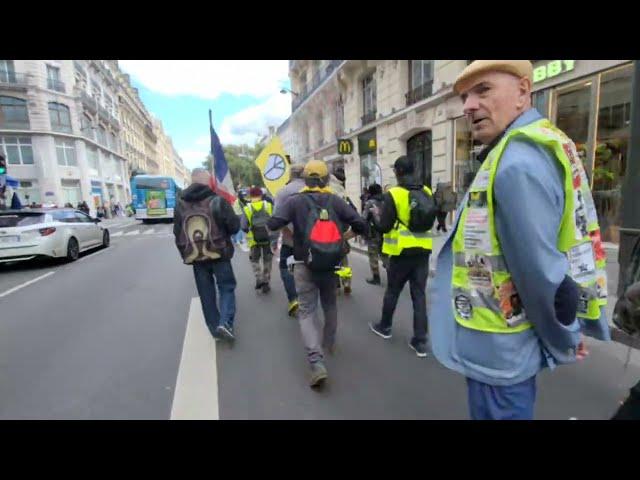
[0,153,6,175]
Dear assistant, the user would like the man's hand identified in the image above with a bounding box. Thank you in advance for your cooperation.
[576,337,589,361]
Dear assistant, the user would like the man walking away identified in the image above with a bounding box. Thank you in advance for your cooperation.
[273,163,306,316]
[242,186,275,294]
[267,160,366,388]
[362,183,385,285]
[174,168,240,343]
[369,156,436,358]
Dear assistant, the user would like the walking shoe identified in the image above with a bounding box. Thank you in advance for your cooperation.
[288,300,299,317]
[408,338,428,358]
[369,322,392,339]
[309,362,328,388]
[216,325,235,342]
[344,285,352,296]
[255,280,263,290]
[262,283,271,294]
[366,275,381,285]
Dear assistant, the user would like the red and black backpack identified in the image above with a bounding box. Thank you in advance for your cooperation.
[301,194,344,272]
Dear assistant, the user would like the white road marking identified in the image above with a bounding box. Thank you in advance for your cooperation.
[170,297,219,420]
[124,230,140,236]
[0,271,56,299]
[143,228,156,235]
[111,231,123,237]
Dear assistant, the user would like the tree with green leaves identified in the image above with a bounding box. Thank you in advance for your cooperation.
[202,141,265,190]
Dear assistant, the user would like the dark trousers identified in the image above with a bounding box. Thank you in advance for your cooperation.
[193,260,237,337]
[380,253,430,343]
[436,211,448,232]
[279,244,298,302]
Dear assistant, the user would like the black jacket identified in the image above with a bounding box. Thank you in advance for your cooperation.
[373,182,433,257]
[267,191,367,262]
[173,184,240,261]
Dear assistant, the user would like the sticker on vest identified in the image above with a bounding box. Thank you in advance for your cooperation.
[596,270,608,299]
[577,289,590,315]
[467,191,488,208]
[497,280,526,327]
[471,170,490,191]
[573,189,590,239]
[466,253,493,291]
[589,230,606,262]
[454,294,473,320]
[568,242,596,283]
[463,208,492,252]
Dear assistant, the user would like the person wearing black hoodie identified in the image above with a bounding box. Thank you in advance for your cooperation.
[362,183,385,285]
[173,168,240,342]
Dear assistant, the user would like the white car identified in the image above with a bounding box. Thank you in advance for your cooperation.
[0,208,110,263]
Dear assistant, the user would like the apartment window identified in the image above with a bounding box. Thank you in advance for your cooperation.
[363,73,376,115]
[110,132,119,152]
[407,60,434,105]
[48,102,72,133]
[87,146,99,173]
[91,80,101,102]
[56,139,77,166]
[46,65,64,92]
[97,125,107,146]
[0,60,16,83]
[335,95,345,136]
[407,131,432,188]
[81,114,93,140]
[0,96,30,129]
[0,136,34,165]
[105,94,113,113]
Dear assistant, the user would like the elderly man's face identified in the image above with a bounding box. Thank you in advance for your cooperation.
[460,72,531,145]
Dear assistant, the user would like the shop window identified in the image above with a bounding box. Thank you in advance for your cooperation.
[554,80,593,168]
[593,64,633,243]
[1,136,34,165]
[406,131,432,188]
[454,117,483,197]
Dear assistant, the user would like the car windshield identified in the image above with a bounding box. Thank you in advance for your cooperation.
[0,213,46,228]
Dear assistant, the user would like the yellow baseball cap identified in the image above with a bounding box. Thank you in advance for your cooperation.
[303,159,329,178]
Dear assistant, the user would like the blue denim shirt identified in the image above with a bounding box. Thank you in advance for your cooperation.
[428,108,610,387]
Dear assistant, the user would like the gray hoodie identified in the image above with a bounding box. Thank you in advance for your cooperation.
[273,177,306,247]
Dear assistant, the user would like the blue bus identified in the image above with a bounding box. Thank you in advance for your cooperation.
[130,175,181,223]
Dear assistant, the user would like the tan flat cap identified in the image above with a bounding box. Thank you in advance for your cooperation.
[454,60,533,94]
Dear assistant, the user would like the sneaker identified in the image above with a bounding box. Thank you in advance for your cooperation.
[309,362,328,388]
[255,281,263,290]
[369,322,392,339]
[365,276,381,285]
[288,300,299,317]
[408,338,428,358]
[216,325,235,342]
[262,283,271,294]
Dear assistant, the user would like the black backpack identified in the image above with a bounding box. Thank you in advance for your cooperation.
[249,201,271,244]
[302,194,344,272]
[176,196,227,264]
[401,187,437,233]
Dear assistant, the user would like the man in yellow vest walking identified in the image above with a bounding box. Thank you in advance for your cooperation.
[429,60,611,419]
[369,156,436,358]
[241,186,275,294]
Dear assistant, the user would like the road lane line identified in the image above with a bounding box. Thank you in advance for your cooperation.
[0,271,56,299]
[111,231,123,237]
[124,229,140,236]
[170,297,219,420]
[143,228,156,235]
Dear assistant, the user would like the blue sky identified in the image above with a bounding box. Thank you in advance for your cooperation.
[119,61,291,171]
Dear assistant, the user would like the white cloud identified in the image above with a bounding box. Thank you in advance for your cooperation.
[118,60,289,100]
[178,149,209,171]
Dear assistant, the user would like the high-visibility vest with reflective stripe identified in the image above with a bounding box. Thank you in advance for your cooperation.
[243,200,272,247]
[451,118,607,334]
[382,186,433,256]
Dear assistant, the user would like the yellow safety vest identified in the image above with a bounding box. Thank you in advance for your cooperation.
[452,118,607,334]
[382,186,433,256]
[243,200,272,247]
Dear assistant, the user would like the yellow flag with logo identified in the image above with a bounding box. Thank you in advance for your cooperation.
[255,136,290,196]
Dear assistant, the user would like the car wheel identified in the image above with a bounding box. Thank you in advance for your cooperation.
[102,230,110,248]
[66,237,80,262]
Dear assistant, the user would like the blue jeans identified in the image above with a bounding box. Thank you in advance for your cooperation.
[193,260,237,337]
[279,244,297,302]
[466,376,537,420]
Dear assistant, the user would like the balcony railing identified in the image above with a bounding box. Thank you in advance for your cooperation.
[292,59,343,112]
[405,80,434,106]
[47,78,66,93]
[0,70,29,88]
[361,109,377,126]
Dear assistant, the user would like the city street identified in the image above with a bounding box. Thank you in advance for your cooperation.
[0,217,638,420]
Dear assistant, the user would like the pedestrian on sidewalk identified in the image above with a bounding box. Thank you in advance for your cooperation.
[242,186,275,294]
[267,159,366,388]
[428,60,610,420]
[434,182,456,234]
[173,168,240,343]
[362,183,385,285]
[273,163,306,316]
[369,156,436,358]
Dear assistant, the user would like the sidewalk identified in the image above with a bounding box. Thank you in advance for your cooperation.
[350,233,637,348]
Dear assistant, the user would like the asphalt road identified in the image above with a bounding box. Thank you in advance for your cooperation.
[0,217,638,419]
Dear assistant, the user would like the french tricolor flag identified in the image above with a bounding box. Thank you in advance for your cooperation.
[208,110,237,205]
